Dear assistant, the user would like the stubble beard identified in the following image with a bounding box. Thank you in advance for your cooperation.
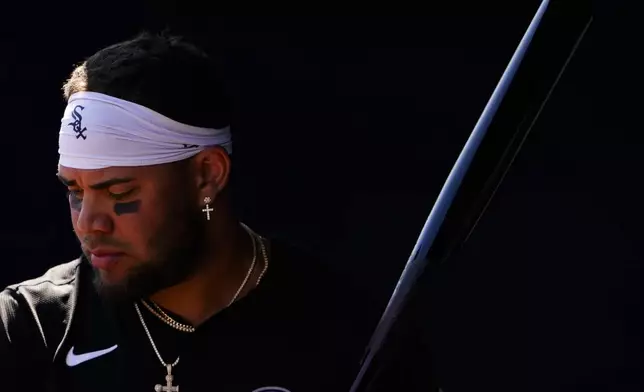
[91,203,207,303]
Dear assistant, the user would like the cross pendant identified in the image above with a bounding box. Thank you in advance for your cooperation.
[155,364,179,392]
[202,204,214,220]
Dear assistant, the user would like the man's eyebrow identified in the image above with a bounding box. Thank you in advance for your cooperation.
[56,174,76,187]
[56,174,135,190]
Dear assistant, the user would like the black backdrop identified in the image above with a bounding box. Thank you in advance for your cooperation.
[1,5,640,392]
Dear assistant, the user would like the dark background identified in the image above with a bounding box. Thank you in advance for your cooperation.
[1,3,639,392]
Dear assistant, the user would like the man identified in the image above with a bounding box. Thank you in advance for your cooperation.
[0,33,376,391]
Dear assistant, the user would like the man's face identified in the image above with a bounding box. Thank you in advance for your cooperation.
[57,161,206,301]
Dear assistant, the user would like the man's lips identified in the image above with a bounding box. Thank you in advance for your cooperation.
[89,250,125,270]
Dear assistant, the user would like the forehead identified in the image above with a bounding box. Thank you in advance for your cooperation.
[57,164,173,184]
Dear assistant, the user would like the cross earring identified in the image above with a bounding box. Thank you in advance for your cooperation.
[202,196,214,221]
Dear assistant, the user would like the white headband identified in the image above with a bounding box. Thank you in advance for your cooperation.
[58,91,232,169]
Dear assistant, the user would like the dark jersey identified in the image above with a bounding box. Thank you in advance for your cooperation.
[0,240,379,392]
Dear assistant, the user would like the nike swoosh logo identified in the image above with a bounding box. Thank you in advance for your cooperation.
[65,344,118,367]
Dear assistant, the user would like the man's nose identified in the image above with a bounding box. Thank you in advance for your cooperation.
[75,195,114,235]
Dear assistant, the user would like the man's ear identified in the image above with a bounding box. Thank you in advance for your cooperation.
[192,147,231,202]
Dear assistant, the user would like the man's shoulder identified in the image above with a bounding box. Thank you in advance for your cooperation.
[269,237,382,323]
[4,258,82,296]
[266,238,381,386]
[271,239,371,295]
[1,258,83,337]
[0,258,83,367]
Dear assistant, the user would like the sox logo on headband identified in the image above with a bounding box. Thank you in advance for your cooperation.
[69,105,88,140]
[58,91,232,170]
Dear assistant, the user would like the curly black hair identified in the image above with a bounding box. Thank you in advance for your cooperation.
[62,31,231,129]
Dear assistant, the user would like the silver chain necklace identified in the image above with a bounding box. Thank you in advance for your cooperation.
[133,224,268,392]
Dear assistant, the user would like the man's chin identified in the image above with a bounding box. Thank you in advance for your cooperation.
[92,272,137,302]
[91,268,152,303]
[91,261,188,303]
